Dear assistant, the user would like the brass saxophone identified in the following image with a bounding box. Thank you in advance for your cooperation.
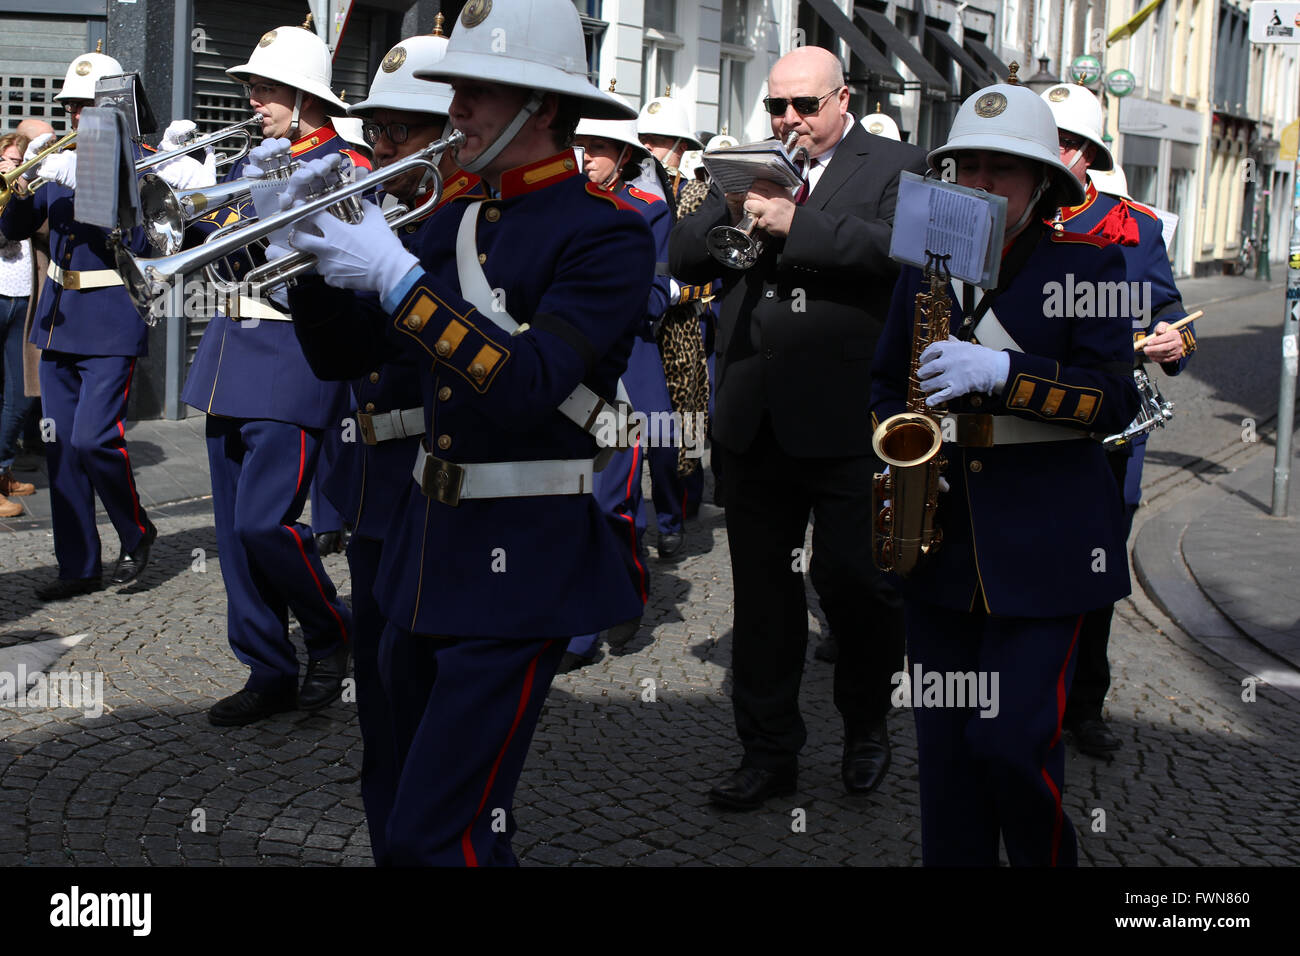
[871,253,951,576]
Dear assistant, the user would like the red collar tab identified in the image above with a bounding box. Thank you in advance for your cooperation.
[625,185,664,205]
[499,152,580,199]
[289,121,341,156]
[1058,179,1098,223]
[436,171,485,210]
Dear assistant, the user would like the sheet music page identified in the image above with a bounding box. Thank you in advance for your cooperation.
[889,174,1006,287]
[702,143,803,194]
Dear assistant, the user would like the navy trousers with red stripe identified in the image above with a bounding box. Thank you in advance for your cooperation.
[39,351,150,578]
[378,626,565,866]
[904,600,1081,867]
[346,534,397,863]
[205,417,351,695]
[566,439,648,659]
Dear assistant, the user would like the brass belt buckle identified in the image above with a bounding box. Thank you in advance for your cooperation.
[421,451,465,506]
[63,270,80,291]
[953,413,994,448]
[357,412,378,445]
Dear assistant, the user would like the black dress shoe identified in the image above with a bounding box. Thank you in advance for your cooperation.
[556,650,599,675]
[315,530,344,556]
[708,766,797,811]
[208,688,296,727]
[842,723,891,794]
[298,646,350,712]
[35,577,102,602]
[658,531,685,560]
[110,521,157,585]
[1068,717,1121,758]
[813,633,839,663]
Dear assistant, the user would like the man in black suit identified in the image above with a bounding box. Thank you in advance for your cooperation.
[669,45,926,810]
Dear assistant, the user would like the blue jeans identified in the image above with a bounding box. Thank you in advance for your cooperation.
[0,294,34,468]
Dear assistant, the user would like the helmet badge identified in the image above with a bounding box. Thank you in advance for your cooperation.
[1048,87,1070,102]
[75,60,92,76]
[462,0,492,28]
[259,30,277,47]
[647,101,661,114]
[382,46,407,73]
[974,92,1007,118]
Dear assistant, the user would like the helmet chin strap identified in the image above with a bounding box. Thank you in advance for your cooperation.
[288,90,303,140]
[600,145,630,190]
[1007,174,1050,237]
[460,91,545,174]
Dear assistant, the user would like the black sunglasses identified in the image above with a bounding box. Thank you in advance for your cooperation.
[361,120,434,146]
[762,89,839,117]
[1059,134,1086,152]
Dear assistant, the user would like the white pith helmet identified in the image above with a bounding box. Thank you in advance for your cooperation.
[352,15,454,118]
[860,102,901,141]
[928,79,1086,208]
[1088,166,1130,199]
[575,117,651,161]
[227,15,348,115]
[412,0,635,120]
[707,134,739,150]
[637,92,703,149]
[56,44,124,101]
[1040,82,1114,171]
[332,115,371,155]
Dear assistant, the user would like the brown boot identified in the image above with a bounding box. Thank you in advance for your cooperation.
[0,492,22,518]
[0,468,34,497]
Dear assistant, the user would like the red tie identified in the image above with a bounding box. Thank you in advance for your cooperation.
[795,158,818,205]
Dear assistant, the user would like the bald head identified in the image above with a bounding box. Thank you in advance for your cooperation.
[16,119,54,141]
[770,46,845,92]
[766,46,849,159]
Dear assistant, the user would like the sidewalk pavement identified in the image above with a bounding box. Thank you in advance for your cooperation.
[1134,440,1300,702]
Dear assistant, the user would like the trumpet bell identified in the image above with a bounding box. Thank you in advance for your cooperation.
[706,225,760,269]
[140,173,259,256]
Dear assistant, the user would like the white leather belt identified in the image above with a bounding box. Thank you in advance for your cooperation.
[412,444,593,506]
[358,407,423,445]
[47,262,123,290]
[945,413,1090,447]
[226,294,292,321]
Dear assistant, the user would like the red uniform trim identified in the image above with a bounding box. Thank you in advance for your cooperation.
[1123,198,1159,221]
[499,151,579,198]
[626,185,664,205]
[294,429,306,496]
[585,180,638,211]
[281,523,350,644]
[1043,614,1084,866]
[1056,180,1099,224]
[621,442,648,602]
[115,359,147,536]
[460,640,555,866]
[1049,229,1109,248]
[339,147,373,172]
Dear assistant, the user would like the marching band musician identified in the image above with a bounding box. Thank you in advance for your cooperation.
[637,92,713,546]
[180,16,365,727]
[1041,82,1196,760]
[0,47,204,599]
[318,18,484,863]
[281,0,654,865]
[869,79,1141,866]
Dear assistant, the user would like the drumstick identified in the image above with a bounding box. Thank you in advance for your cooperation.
[1134,310,1203,352]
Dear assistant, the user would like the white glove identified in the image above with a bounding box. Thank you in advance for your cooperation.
[878,465,949,512]
[917,336,1010,406]
[36,150,77,191]
[275,155,352,211]
[155,154,216,190]
[23,133,56,164]
[244,138,292,179]
[288,201,417,298]
[159,119,197,153]
[202,147,217,183]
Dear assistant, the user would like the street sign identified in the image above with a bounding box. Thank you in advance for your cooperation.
[1070,54,1102,86]
[1249,3,1300,43]
[1105,69,1136,97]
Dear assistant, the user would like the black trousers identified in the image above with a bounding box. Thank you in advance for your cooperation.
[719,418,905,772]
[1066,450,1137,724]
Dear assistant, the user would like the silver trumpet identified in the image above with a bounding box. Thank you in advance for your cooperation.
[135,113,263,174]
[140,149,297,257]
[706,129,808,269]
[113,130,466,321]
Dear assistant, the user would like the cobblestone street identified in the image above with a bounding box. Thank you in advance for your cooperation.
[2,460,1297,866]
